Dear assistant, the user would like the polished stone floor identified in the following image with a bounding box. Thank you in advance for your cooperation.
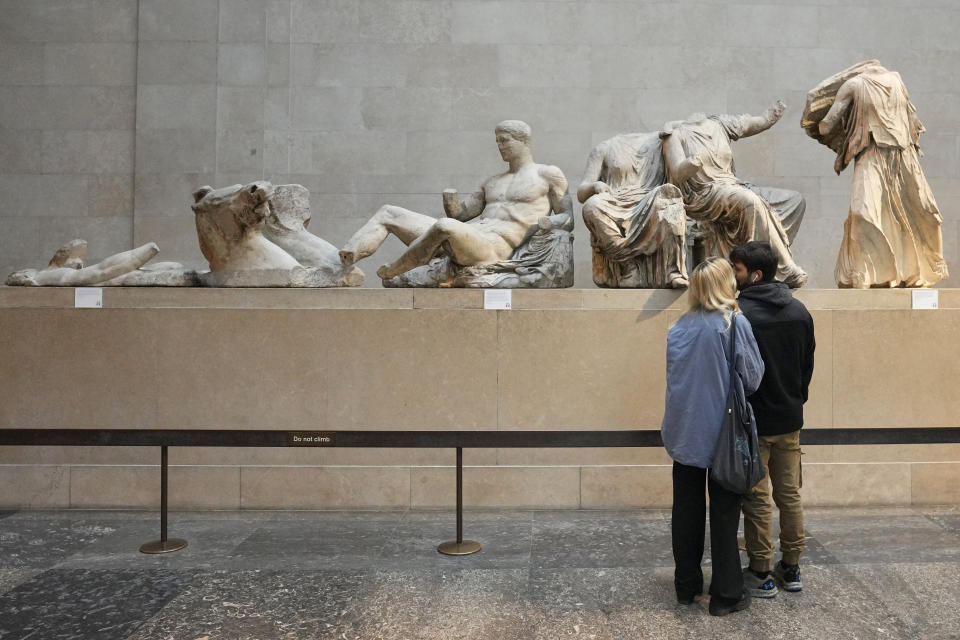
[1,506,959,639]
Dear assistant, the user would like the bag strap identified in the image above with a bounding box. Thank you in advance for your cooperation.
[728,311,737,381]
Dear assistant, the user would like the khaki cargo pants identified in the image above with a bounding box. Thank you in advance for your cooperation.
[741,429,804,572]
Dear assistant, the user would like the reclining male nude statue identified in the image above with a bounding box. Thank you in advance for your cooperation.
[339,120,575,288]
[661,101,808,288]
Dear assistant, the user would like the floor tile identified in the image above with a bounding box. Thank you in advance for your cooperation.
[0,568,191,640]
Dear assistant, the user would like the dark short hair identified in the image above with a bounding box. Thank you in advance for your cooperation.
[729,242,777,282]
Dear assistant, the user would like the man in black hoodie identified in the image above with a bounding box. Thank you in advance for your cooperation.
[730,241,815,599]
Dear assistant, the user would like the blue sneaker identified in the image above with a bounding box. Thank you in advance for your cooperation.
[774,561,803,592]
[742,567,778,598]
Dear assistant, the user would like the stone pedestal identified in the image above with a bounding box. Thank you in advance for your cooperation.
[1,287,959,508]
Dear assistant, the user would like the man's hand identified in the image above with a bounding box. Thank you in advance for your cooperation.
[594,181,610,195]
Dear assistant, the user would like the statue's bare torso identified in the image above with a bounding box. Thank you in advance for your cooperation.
[472,164,562,252]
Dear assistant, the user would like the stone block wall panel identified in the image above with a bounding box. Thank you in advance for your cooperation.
[0,289,957,509]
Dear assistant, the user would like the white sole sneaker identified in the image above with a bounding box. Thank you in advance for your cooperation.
[742,568,779,598]
[774,562,803,592]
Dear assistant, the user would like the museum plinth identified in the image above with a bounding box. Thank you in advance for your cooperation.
[1,287,958,509]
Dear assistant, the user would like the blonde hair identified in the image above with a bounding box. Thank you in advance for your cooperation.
[685,256,740,328]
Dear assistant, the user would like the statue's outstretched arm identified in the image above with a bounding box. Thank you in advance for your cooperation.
[738,99,787,138]
[30,242,159,286]
[73,242,159,284]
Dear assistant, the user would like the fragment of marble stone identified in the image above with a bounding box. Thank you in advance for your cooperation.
[661,102,808,288]
[802,61,948,289]
[4,240,197,286]
[102,262,201,286]
[262,184,363,283]
[191,181,363,287]
[340,120,575,288]
[577,131,688,289]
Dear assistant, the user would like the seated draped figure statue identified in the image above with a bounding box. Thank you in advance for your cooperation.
[661,101,808,288]
[339,120,574,287]
[577,130,688,288]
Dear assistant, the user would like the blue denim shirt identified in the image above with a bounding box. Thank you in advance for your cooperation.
[661,311,764,468]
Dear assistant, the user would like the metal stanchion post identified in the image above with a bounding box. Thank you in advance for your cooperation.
[140,445,188,554]
[437,447,481,556]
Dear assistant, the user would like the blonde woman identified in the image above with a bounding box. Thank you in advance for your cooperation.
[661,257,764,616]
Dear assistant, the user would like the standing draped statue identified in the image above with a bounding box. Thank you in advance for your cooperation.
[661,102,808,288]
[577,132,688,288]
[802,60,948,288]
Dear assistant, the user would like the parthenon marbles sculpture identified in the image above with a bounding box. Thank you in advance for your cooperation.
[661,102,808,288]
[802,60,948,288]
[339,120,575,288]
[5,239,195,286]
[5,182,364,288]
[578,131,688,288]
[191,181,364,287]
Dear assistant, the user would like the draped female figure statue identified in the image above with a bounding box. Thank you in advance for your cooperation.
[661,102,808,288]
[803,61,948,289]
[577,131,688,288]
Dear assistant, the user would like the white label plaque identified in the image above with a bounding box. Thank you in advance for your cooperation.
[74,288,103,309]
[911,289,938,310]
[483,289,512,310]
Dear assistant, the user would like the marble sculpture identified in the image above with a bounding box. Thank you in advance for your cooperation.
[4,239,196,286]
[192,181,363,287]
[5,182,364,288]
[339,120,575,288]
[802,60,948,288]
[661,101,809,288]
[577,131,688,288]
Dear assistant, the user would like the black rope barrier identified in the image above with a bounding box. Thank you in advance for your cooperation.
[4,427,960,448]
[2,427,958,555]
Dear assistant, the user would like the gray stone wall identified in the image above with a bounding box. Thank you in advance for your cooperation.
[1,0,958,288]
[0,0,138,277]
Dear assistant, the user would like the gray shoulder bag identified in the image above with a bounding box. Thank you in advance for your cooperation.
[709,313,766,495]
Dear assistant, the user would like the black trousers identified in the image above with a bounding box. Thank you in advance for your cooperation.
[671,461,744,602]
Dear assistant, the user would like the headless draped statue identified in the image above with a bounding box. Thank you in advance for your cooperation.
[577,131,688,289]
[661,101,808,288]
[803,61,948,289]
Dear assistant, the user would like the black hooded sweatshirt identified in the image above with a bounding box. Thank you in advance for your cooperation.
[737,281,815,435]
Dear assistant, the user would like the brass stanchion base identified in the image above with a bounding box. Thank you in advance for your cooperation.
[139,538,188,554]
[437,540,482,556]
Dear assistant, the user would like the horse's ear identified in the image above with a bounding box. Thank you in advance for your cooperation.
[192,186,214,203]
